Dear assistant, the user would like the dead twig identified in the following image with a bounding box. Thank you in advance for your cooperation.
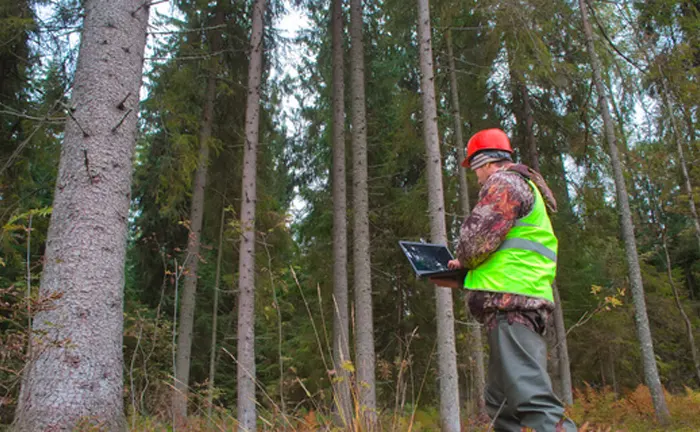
[111,108,133,133]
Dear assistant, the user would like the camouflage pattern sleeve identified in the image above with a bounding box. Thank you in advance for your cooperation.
[455,170,534,269]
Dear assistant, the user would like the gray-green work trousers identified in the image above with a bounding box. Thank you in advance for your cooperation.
[485,314,578,432]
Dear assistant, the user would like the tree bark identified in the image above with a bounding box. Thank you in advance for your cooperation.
[173,5,224,422]
[506,36,573,406]
[331,0,353,427]
[237,0,266,430]
[579,0,670,423]
[207,197,227,420]
[445,30,470,218]
[417,2,461,430]
[521,84,573,406]
[519,83,541,173]
[446,28,485,417]
[349,0,377,427]
[552,282,573,405]
[610,345,618,396]
[13,0,149,429]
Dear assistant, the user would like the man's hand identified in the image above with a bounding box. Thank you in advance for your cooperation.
[447,259,463,270]
[429,276,461,289]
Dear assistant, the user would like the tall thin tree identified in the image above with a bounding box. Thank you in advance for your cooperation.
[508,59,574,405]
[640,166,700,384]
[417,1,461,430]
[349,0,377,425]
[331,0,353,426]
[237,0,267,429]
[661,227,700,383]
[173,4,224,422]
[207,196,227,419]
[445,28,485,416]
[658,65,700,254]
[13,0,149,429]
[551,282,573,405]
[578,0,670,422]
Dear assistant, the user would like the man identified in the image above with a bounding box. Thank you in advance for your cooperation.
[431,128,577,431]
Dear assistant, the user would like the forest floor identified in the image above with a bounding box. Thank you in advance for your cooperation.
[125,385,700,431]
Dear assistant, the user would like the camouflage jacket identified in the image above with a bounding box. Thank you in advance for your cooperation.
[455,164,557,335]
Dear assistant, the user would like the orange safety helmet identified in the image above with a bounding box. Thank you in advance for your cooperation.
[461,128,513,168]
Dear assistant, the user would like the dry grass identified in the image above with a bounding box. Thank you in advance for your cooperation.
[122,385,700,431]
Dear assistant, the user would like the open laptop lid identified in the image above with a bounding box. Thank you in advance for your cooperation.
[399,241,467,279]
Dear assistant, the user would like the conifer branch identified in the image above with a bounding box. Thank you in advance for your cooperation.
[585,0,646,73]
[148,24,227,36]
[0,100,63,177]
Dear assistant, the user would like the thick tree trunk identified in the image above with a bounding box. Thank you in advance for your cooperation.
[446,29,485,416]
[13,0,149,429]
[237,0,266,430]
[349,0,377,426]
[579,0,670,423]
[417,2,461,430]
[207,198,226,419]
[173,6,223,421]
[331,0,353,426]
[661,232,700,384]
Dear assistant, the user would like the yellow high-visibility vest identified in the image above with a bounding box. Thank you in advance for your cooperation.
[464,178,557,302]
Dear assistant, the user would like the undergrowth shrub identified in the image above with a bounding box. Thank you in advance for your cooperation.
[569,384,700,432]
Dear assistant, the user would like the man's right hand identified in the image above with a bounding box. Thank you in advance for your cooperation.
[447,259,463,270]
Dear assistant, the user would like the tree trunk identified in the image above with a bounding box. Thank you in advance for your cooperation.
[13,0,149,429]
[417,2,461,430]
[661,231,700,384]
[506,37,573,406]
[331,0,353,427]
[173,6,223,422]
[504,41,527,164]
[610,345,618,396]
[521,76,573,407]
[546,319,562,398]
[579,0,670,423]
[519,83,541,173]
[445,30,470,218]
[446,28,485,417]
[207,197,227,420]
[552,282,573,405]
[349,0,377,427]
[658,66,700,254]
[237,0,266,430]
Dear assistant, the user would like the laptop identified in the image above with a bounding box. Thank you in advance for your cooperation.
[399,240,468,280]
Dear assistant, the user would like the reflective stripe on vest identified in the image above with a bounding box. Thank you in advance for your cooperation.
[497,238,557,262]
[463,177,557,302]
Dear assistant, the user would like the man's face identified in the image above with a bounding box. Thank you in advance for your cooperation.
[474,163,492,185]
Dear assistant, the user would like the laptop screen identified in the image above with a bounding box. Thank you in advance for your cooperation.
[400,242,454,274]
